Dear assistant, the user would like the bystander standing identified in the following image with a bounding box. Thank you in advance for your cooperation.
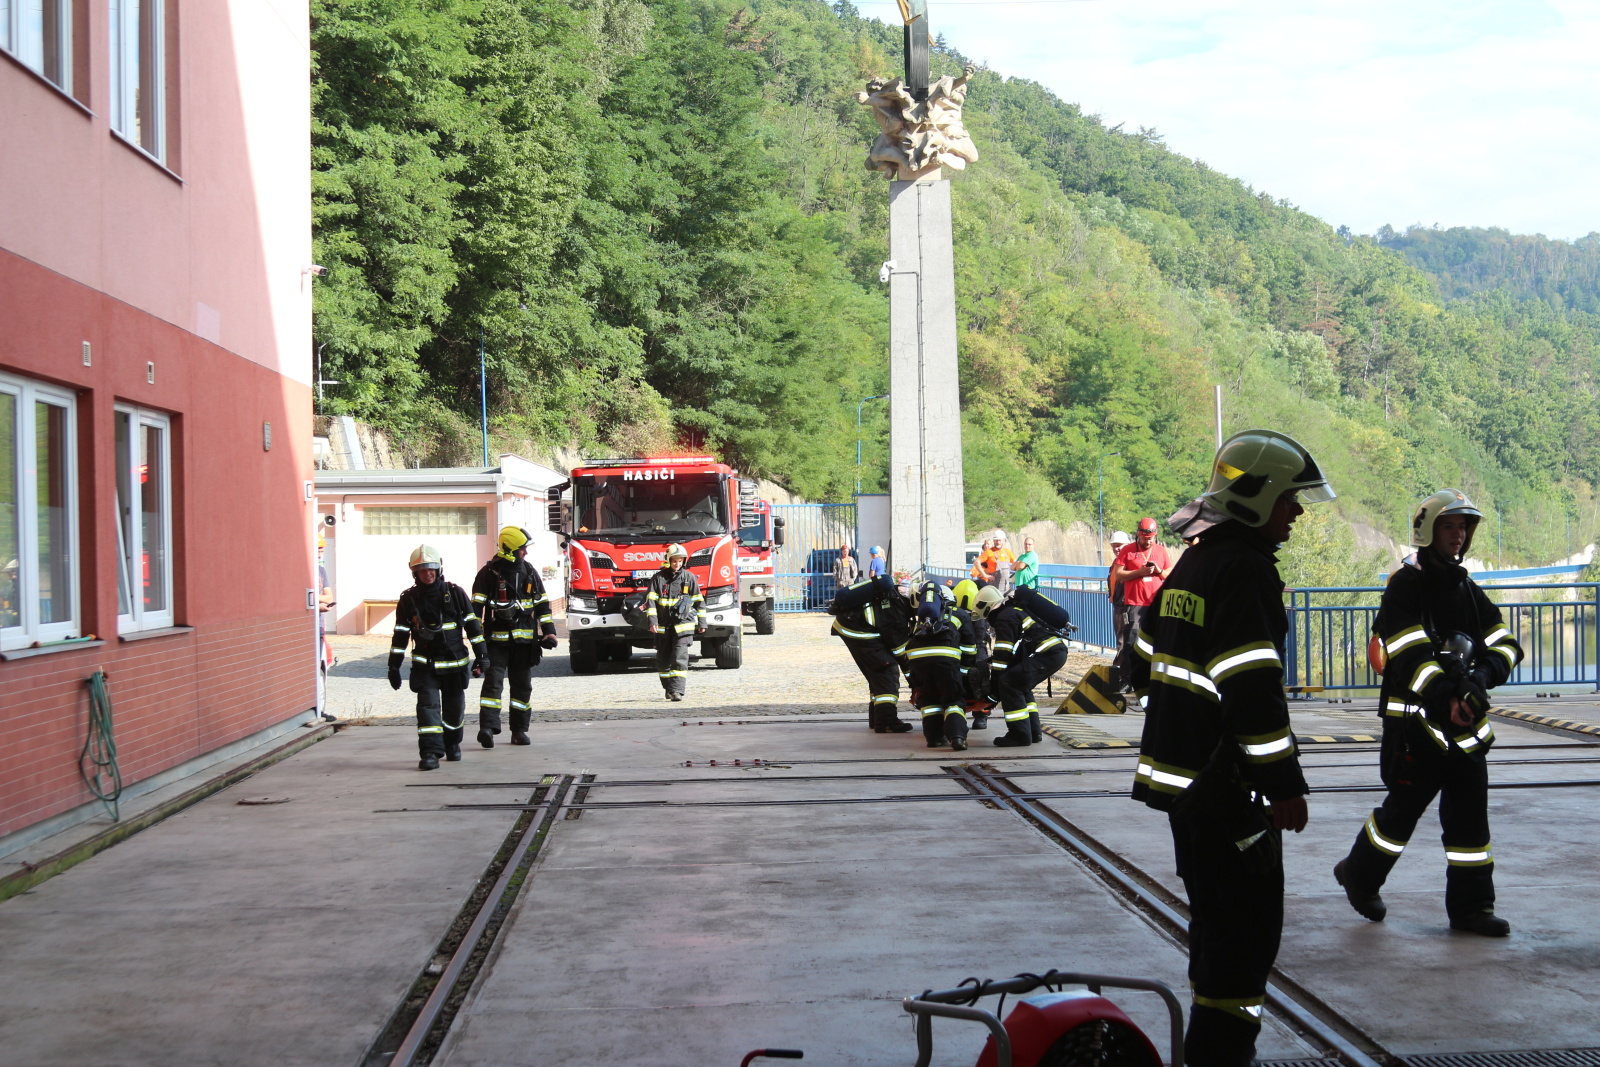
[1111,519,1171,692]
[1013,536,1040,589]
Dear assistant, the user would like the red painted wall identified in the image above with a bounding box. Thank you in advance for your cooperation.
[0,251,315,838]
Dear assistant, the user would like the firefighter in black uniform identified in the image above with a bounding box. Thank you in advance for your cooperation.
[1333,489,1523,936]
[648,543,703,701]
[1129,429,1334,1067]
[471,526,558,748]
[388,545,487,770]
[985,586,1069,747]
[953,580,994,730]
[905,581,975,749]
[831,576,914,732]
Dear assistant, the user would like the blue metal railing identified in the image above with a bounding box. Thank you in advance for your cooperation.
[926,567,1118,653]
[771,503,857,612]
[1285,582,1600,692]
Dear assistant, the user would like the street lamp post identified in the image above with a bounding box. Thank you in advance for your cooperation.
[1097,451,1120,566]
[856,394,889,494]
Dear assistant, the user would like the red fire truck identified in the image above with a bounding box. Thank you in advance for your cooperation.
[547,456,756,674]
[735,498,784,635]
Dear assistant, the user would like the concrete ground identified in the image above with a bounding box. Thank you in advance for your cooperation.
[2,613,1598,1065]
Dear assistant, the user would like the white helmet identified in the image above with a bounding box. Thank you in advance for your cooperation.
[1411,489,1482,556]
[1201,430,1335,527]
[408,544,443,573]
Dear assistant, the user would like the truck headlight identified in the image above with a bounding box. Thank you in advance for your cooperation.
[705,588,736,609]
[568,593,597,613]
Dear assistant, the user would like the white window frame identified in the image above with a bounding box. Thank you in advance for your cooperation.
[109,0,164,161]
[0,372,80,652]
[0,0,73,93]
[115,404,174,634]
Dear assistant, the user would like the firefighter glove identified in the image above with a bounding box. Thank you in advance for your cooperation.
[1457,672,1491,717]
[387,666,402,690]
[472,656,486,678]
[541,634,558,650]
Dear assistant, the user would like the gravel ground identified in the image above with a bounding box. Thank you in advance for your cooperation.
[326,612,1107,723]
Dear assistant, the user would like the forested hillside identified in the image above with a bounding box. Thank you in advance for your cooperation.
[1378,225,1600,315]
[310,0,1600,574]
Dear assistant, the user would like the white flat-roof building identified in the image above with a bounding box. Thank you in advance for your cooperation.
[315,455,566,635]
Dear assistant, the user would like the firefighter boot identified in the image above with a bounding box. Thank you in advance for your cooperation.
[444,744,462,762]
[992,720,1033,747]
[1333,859,1387,922]
[1450,910,1511,937]
[511,731,531,745]
[1028,711,1043,743]
[970,708,990,731]
[477,728,495,749]
[418,755,440,771]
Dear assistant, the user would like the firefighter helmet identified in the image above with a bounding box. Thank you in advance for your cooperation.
[952,578,979,612]
[973,586,1003,618]
[496,525,531,561]
[1201,430,1336,527]
[408,544,443,573]
[664,543,689,563]
[1411,489,1482,555]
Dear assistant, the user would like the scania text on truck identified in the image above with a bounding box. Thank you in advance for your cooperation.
[546,457,758,674]
[734,495,783,635]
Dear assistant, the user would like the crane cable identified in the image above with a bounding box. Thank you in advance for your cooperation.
[81,670,123,821]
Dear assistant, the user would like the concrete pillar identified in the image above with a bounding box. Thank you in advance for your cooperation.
[888,178,965,575]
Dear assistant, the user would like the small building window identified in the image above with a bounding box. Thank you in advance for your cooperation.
[115,405,173,632]
[109,0,164,160]
[0,372,79,650]
[362,506,488,537]
[0,0,71,92]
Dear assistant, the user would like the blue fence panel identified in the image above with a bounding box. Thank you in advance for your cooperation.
[771,503,857,612]
[926,566,1117,653]
[1284,583,1600,692]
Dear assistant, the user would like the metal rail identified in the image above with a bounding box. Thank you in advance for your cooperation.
[956,766,1387,1067]
[384,774,575,1067]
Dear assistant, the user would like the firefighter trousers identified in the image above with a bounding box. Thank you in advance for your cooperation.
[413,669,467,757]
[1341,718,1494,918]
[1170,806,1284,1067]
[655,632,693,696]
[479,642,536,734]
[909,658,967,745]
[843,637,905,728]
[996,645,1067,742]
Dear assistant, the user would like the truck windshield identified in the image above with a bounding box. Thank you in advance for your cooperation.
[574,474,729,538]
[736,509,766,546]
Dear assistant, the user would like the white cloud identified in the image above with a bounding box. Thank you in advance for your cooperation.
[877,0,1600,238]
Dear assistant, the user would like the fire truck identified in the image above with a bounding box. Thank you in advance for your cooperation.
[735,498,784,635]
[546,456,757,674]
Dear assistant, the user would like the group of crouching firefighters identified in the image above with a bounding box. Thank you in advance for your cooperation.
[830,572,1074,751]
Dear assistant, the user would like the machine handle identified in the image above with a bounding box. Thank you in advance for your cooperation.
[740,1050,804,1066]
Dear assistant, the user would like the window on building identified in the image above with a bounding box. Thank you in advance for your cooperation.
[109,0,163,160]
[0,0,71,91]
[361,507,488,537]
[115,405,173,632]
[0,372,78,651]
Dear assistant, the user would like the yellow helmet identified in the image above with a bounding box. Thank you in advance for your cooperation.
[952,578,979,612]
[664,543,689,563]
[496,525,531,561]
[1202,430,1335,527]
[974,586,1003,618]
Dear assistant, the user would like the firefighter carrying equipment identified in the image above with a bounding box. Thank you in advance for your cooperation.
[389,572,486,759]
[1410,488,1482,558]
[409,543,445,573]
[472,554,557,645]
[1201,429,1336,528]
[647,565,703,636]
[496,525,532,561]
[1009,585,1074,636]
[831,575,898,616]
[905,592,977,748]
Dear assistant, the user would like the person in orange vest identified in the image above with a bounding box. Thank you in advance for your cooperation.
[975,531,1017,588]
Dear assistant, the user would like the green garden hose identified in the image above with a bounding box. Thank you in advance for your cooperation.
[81,670,123,821]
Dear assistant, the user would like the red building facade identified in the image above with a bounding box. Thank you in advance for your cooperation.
[0,0,314,843]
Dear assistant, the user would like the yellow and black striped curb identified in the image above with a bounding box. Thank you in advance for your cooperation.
[1491,706,1600,739]
[1040,715,1133,748]
[1298,734,1377,744]
[1058,664,1126,715]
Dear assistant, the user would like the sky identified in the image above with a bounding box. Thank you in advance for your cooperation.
[850,0,1600,241]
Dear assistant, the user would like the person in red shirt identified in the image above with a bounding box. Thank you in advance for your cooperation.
[1111,518,1172,691]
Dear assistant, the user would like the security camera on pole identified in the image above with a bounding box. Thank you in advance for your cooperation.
[859,0,976,578]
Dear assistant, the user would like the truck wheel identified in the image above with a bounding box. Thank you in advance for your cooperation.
[752,600,775,635]
[569,639,599,675]
[715,630,743,669]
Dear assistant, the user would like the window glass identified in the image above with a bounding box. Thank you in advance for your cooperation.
[0,393,18,630]
[362,507,487,537]
[141,421,168,614]
[35,399,69,624]
[110,0,162,158]
[2,0,68,89]
[115,410,133,617]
